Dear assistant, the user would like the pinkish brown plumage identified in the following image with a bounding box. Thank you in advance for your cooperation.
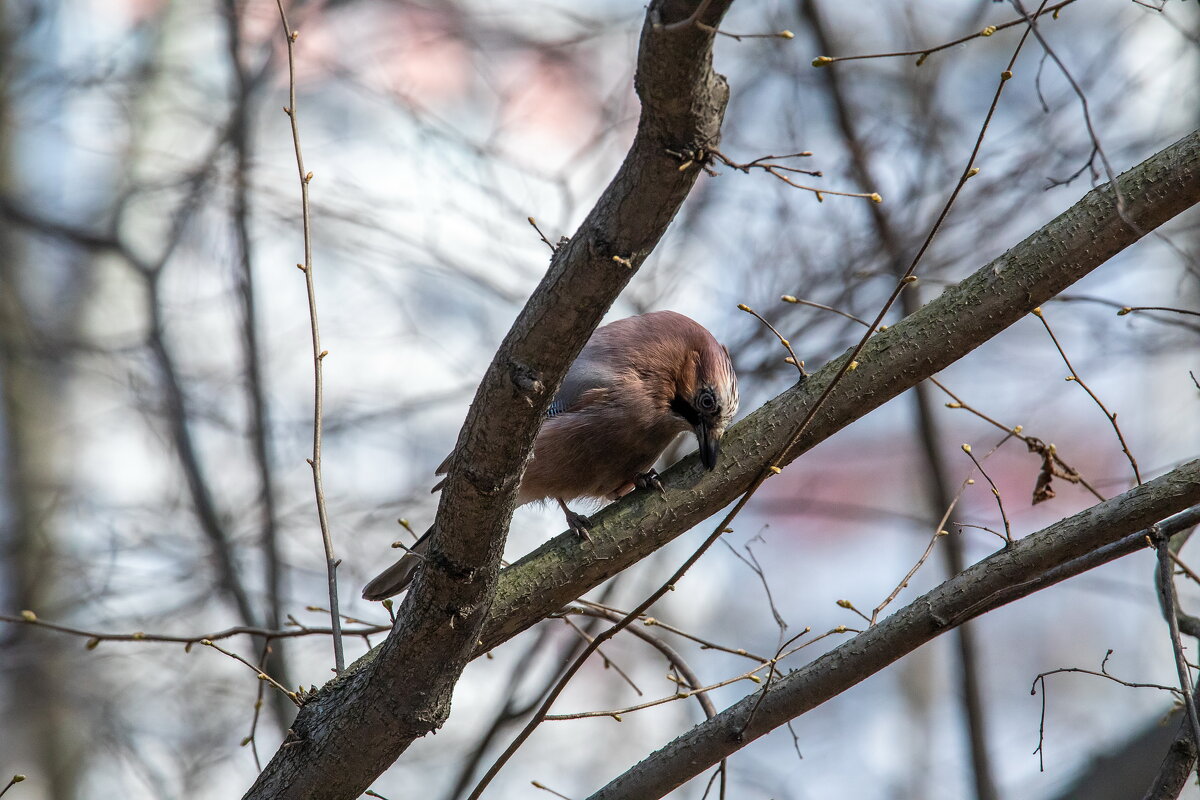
[362,310,738,601]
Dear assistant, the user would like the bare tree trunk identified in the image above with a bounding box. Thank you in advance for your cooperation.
[0,8,81,791]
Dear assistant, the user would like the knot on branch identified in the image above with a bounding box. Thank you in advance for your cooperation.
[925,598,951,630]
[665,145,719,175]
[428,547,481,584]
[508,360,544,404]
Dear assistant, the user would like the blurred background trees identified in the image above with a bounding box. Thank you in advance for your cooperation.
[0,1,1198,798]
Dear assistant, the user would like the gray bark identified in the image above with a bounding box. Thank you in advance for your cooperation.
[588,474,1200,800]
[246,41,1200,800]
[242,1,736,797]
[481,127,1200,652]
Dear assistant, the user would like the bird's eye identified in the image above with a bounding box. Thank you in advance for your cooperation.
[697,391,717,413]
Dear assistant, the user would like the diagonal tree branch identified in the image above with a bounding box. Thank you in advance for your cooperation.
[478,127,1200,652]
[588,473,1200,800]
[328,127,1200,721]
[242,2,736,797]
[242,70,1199,800]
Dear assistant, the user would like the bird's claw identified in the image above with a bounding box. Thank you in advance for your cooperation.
[565,510,592,542]
[635,469,666,496]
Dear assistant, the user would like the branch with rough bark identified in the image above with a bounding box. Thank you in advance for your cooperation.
[478,127,1200,651]
[588,468,1200,800]
[242,1,735,797]
[242,22,1200,797]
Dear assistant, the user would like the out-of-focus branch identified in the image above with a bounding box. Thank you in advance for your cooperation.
[1142,715,1198,800]
[587,474,1200,800]
[224,0,290,729]
[801,0,1003,790]
[145,283,259,629]
[243,2,736,797]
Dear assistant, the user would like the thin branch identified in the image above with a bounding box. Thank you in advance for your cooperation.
[961,443,1014,544]
[560,617,642,696]
[200,639,300,706]
[531,782,573,800]
[274,0,344,673]
[1031,651,1184,771]
[810,0,1077,66]
[738,303,809,377]
[574,599,771,663]
[710,149,882,203]
[931,377,1105,503]
[587,471,1200,799]
[1117,305,1200,319]
[1156,531,1200,776]
[1032,306,1142,484]
[0,612,387,645]
[781,294,871,327]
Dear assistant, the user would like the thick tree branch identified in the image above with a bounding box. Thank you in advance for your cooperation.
[325,128,1200,725]
[588,470,1200,800]
[479,128,1200,651]
[242,2,734,797]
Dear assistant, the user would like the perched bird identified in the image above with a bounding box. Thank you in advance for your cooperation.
[362,310,739,601]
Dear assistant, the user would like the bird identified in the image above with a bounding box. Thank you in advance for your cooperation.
[362,310,739,601]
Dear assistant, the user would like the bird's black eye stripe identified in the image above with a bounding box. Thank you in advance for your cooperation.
[670,395,701,426]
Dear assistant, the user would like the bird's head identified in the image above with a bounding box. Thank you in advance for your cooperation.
[670,341,739,471]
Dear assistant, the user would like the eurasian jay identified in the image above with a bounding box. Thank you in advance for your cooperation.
[362,310,739,601]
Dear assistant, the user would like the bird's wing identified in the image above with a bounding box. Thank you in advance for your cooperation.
[432,355,615,488]
[547,357,616,417]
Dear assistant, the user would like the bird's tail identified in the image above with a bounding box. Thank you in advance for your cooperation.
[362,526,433,601]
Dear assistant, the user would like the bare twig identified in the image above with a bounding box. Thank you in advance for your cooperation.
[1031,649,1184,771]
[243,641,272,771]
[530,782,573,800]
[573,600,771,663]
[1032,306,1142,485]
[560,617,642,696]
[961,443,1014,544]
[0,612,387,646]
[1156,531,1200,776]
[1117,305,1200,319]
[711,149,882,203]
[200,639,300,706]
[0,776,25,798]
[1170,551,1200,588]
[781,294,872,327]
[693,21,794,42]
[527,217,557,252]
[274,0,344,673]
[738,303,809,376]
[721,536,789,635]
[931,377,1105,503]
[542,664,765,721]
[810,0,1076,66]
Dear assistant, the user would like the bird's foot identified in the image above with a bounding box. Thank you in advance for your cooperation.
[635,469,666,496]
[564,509,592,542]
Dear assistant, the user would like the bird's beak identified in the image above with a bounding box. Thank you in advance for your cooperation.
[696,423,720,470]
